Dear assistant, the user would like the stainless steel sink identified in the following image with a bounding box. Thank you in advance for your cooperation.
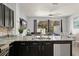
[34,37,50,39]
[32,37,51,40]
[32,35,51,40]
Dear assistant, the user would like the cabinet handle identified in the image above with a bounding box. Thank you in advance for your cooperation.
[45,43,51,45]
[21,43,25,45]
[10,45,13,48]
[42,46,44,50]
[38,46,40,50]
[32,43,38,45]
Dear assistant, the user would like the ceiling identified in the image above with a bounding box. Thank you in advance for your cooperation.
[19,3,79,17]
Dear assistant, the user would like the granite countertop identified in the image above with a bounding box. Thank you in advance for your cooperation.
[0,35,74,45]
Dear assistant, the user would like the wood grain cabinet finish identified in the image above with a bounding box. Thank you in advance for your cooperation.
[0,4,5,26]
[9,41,53,56]
[4,5,10,27]
[4,5,14,28]
[0,3,14,28]
[9,41,72,56]
[9,9,14,28]
[41,42,53,56]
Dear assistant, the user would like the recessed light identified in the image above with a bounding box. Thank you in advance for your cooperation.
[49,14,53,16]
[52,3,59,6]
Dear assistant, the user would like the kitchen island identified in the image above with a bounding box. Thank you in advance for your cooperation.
[0,36,74,56]
[9,40,73,56]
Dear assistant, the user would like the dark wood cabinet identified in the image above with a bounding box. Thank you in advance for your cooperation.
[9,41,72,56]
[9,41,53,56]
[0,3,14,28]
[41,42,53,56]
[0,4,5,26]
[28,42,41,56]
[4,5,10,27]
[4,5,14,28]
[9,9,14,28]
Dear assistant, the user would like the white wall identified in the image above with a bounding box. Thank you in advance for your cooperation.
[61,16,71,35]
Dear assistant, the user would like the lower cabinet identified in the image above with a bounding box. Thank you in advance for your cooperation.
[9,41,53,56]
[28,43,41,56]
[41,42,53,56]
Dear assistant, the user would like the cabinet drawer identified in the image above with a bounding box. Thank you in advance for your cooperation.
[31,42,40,46]
[42,42,52,46]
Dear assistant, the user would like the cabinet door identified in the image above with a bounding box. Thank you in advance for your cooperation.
[42,42,53,56]
[9,10,14,28]
[9,44,16,56]
[28,42,41,56]
[18,42,29,56]
[9,42,28,56]
[4,5,10,27]
[0,4,4,26]
[13,42,41,56]
[12,10,14,28]
[15,44,27,56]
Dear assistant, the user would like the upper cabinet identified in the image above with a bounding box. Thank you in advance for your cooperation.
[4,5,14,28]
[10,10,14,28]
[4,5,10,27]
[0,3,14,28]
[0,4,5,27]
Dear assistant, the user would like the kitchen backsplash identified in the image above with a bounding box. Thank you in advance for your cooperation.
[0,27,12,36]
